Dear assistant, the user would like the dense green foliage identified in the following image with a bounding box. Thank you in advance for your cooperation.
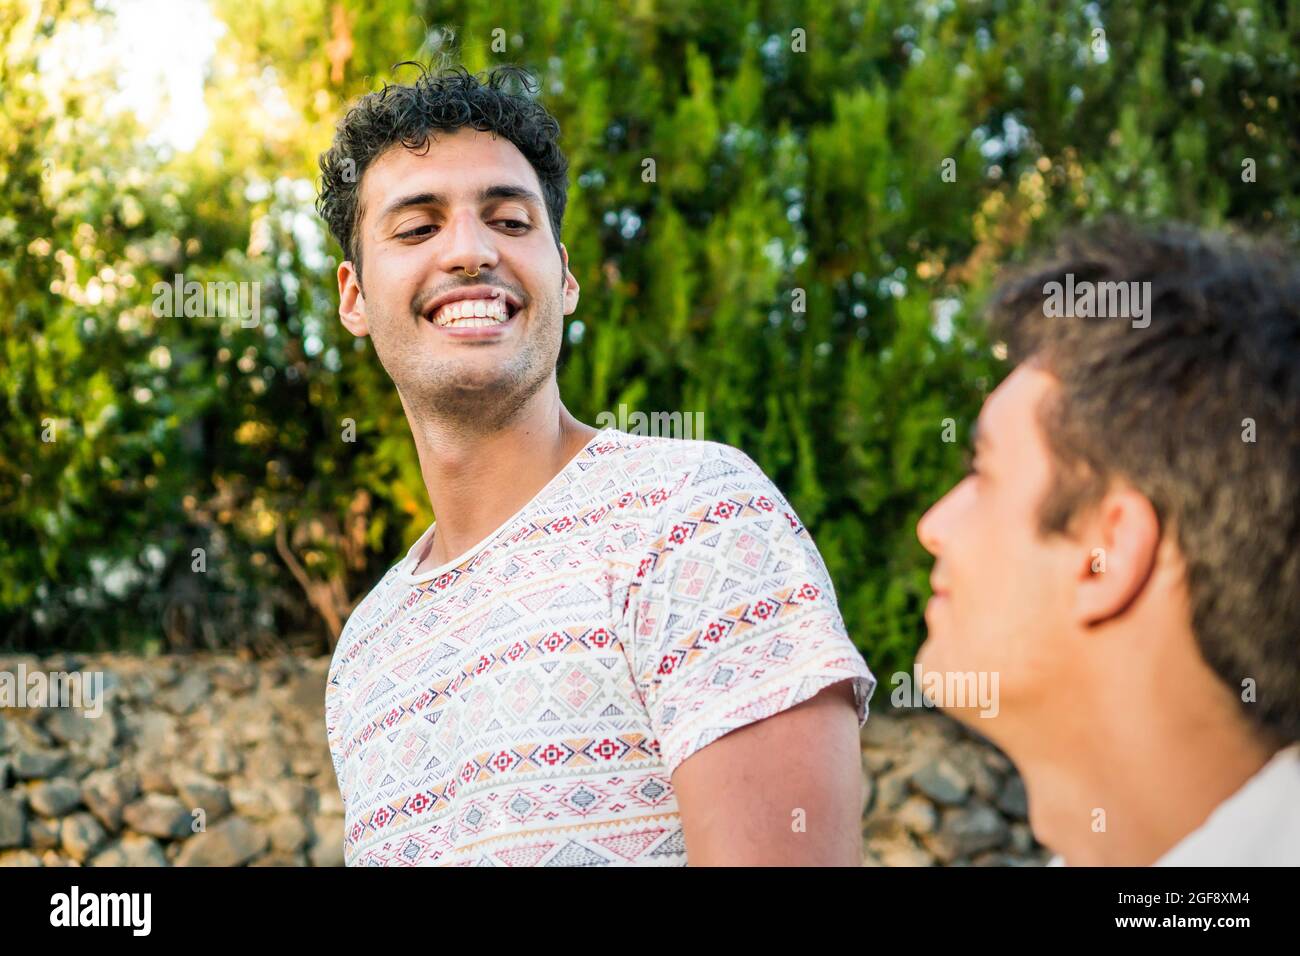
[2,0,1296,674]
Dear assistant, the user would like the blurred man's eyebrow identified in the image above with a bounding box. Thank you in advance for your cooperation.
[377,185,543,223]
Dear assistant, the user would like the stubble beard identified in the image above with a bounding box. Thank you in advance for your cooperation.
[378,291,562,440]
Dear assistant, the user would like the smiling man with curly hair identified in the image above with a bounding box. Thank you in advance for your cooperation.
[316,64,875,867]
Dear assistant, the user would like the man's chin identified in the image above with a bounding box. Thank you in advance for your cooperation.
[918,600,968,676]
[402,362,550,429]
[914,630,948,676]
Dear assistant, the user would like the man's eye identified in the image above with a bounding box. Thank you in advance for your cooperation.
[962,448,980,475]
[495,219,530,231]
[397,224,437,239]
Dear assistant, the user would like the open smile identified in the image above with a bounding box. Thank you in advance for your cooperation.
[421,285,523,334]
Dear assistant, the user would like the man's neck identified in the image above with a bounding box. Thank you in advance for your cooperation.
[1009,680,1278,866]
[405,387,598,574]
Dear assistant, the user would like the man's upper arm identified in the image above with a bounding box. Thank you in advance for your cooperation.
[670,677,865,865]
[621,444,875,864]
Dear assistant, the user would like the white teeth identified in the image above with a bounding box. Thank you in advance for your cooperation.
[431,296,513,327]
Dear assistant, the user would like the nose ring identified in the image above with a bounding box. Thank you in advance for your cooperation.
[466,267,479,278]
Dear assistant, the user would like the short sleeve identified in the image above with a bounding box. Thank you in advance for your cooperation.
[622,445,877,777]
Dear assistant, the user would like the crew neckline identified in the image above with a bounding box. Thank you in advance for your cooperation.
[397,427,617,584]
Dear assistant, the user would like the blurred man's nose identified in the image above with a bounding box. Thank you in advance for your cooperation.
[916,494,948,556]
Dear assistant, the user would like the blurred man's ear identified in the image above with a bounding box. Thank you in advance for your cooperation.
[1071,485,1161,626]
[338,261,369,337]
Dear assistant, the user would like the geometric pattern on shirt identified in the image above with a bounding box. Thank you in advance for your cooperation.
[324,427,876,866]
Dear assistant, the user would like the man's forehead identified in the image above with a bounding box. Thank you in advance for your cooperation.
[361,129,541,211]
[980,363,1059,446]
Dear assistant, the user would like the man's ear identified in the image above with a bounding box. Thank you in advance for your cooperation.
[560,242,580,316]
[1072,484,1160,627]
[338,260,369,337]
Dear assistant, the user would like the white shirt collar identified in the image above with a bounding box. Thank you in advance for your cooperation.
[1045,743,1300,866]
[1154,742,1300,866]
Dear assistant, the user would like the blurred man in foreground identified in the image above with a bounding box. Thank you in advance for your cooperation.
[916,221,1300,865]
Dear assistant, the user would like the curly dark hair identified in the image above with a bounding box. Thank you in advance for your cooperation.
[316,63,569,285]
[987,218,1300,744]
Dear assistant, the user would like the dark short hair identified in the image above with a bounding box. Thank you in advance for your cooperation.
[316,63,569,284]
[987,219,1300,744]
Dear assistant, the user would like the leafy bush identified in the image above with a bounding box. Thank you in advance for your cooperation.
[3,0,1296,676]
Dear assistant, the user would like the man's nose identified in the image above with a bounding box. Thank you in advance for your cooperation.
[916,496,946,556]
[436,209,497,278]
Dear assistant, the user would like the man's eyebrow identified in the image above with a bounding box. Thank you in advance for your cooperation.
[478,184,543,207]
[376,185,543,224]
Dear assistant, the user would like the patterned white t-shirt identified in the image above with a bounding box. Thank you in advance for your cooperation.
[325,427,876,866]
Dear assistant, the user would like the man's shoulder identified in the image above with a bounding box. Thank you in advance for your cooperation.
[593,430,820,584]
[326,561,405,687]
[595,429,783,508]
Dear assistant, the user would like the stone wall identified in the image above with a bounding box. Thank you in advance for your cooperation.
[0,652,1047,866]
[0,653,341,866]
[859,705,1048,866]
